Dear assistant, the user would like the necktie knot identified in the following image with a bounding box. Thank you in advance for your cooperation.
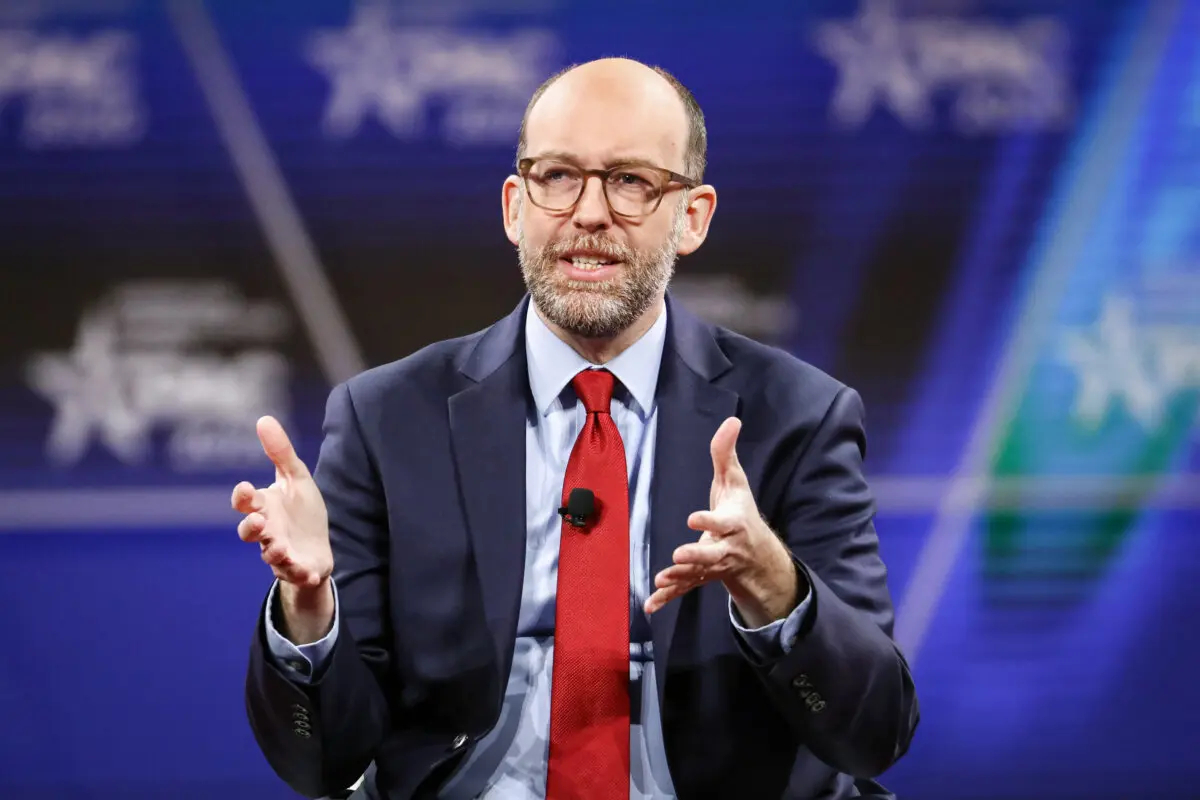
[572,369,615,414]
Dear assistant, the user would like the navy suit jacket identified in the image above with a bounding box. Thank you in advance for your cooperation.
[245,294,919,799]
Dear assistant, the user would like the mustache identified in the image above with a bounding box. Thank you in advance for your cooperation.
[542,234,634,262]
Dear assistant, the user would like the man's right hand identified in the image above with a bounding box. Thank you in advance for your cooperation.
[233,415,335,644]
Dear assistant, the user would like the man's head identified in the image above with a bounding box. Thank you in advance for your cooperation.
[502,58,718,341]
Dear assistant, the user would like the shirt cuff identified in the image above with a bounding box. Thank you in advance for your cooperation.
[728,586,813,663]
[263,579,340,684]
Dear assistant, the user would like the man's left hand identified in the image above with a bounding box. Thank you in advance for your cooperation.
[644,417,802,628]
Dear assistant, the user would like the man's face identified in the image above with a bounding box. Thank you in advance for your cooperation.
[517,191,687,340]
[503,63,715,340]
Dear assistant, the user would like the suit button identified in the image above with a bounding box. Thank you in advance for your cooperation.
[291,702,311,734]
[451,733,468,750]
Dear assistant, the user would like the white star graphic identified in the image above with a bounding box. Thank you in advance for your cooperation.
[304,2,425,139]
[1060,295,1166,430]
[812,0,933,129]
[25,310,151,465]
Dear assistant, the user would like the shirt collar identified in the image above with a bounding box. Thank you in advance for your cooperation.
[524,300,667,419]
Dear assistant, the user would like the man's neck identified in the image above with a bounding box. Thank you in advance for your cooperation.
[537,296,666,365]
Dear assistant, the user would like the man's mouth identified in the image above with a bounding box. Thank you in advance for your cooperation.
[564,255,619,270]
[557,251,623,281]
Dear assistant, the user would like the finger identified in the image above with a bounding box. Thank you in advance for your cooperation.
[655,563,708,588]
[231,481,266,514]
[238,512,267,543]
[687,509,741,536]
[673,539,732,568]
[256,416,308,480]
[275,563,323,589]
[710,416,745,486]
[644,581,699,615]
[260,539,292,567]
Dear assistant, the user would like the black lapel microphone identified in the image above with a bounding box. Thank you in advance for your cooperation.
[558,487,595,528]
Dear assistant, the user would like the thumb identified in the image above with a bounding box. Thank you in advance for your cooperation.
[710,416,745,486]
[257,415,308,480]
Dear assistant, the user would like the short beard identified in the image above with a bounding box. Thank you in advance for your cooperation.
[518,196,687,339]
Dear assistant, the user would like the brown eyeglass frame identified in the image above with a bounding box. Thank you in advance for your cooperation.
[517,157,698,217]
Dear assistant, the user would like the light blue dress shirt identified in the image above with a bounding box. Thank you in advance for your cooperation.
[265,302,811,798]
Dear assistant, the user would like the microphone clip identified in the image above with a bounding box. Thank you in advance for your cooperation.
[558,487,596,529]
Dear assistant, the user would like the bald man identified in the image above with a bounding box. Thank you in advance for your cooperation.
[239,59,919,800]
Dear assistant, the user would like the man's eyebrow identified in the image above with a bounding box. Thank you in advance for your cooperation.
[529,151,663,169]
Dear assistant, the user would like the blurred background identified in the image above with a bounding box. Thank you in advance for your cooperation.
[1,0,1198,797]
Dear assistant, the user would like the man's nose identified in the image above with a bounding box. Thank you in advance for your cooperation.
[572,176,613,232]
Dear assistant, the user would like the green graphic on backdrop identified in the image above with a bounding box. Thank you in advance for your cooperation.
[984,4,1200,597]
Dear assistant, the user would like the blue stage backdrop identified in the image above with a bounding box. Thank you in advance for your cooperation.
[1,1,1197,798]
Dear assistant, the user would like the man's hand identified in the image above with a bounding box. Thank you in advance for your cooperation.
[232,416,334,644]
[644,417,801,628]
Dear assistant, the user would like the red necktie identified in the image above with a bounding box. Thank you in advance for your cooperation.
[546,368,630,800]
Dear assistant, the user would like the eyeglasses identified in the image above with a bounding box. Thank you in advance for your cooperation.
[517,157,698,218]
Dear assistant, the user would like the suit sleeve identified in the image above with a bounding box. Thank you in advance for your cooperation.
[727,589,811,661]
[740,385,919,779]
[263,578,340,682]
[245,382,394,798]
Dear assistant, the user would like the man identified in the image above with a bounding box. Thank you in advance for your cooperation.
[236,58,918,799]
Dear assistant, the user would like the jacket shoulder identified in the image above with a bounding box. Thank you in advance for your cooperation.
[338,326,489,414]
[711,325,853,416]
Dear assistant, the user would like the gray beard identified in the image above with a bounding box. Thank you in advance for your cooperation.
[518,200,686,339]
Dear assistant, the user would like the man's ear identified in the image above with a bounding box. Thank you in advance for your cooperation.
[676,184,717,256]
[502,176,522,246]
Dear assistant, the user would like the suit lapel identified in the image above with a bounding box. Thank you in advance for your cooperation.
[448,299,531,703]
[649,296,738,707]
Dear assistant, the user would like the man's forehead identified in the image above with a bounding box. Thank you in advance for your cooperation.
[523,111,685,171]
[523,125,684,170]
